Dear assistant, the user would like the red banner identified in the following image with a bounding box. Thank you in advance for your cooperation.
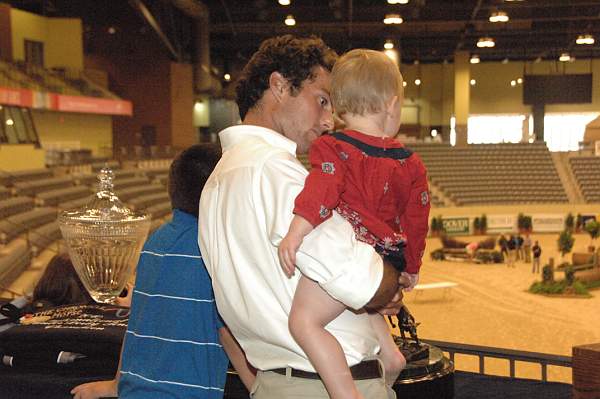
[0,86,132,116]
[0,87,33,107]
[57,95,132,116]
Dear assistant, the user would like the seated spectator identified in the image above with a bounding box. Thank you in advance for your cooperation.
[31,253,95,311]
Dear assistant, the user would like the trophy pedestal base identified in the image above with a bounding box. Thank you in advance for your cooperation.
[394,343,455,399]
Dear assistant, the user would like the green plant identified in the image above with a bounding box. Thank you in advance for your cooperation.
[518,213,532,232]
[564,265,575,286]
[473,217,481,233]
[565,213,575,232]
[572,281,589,295]
[430,216,444,236]
[557,230,575,260]
[584,220,600,245]
[584,280,600,290]
[575,213,583,232]
[542,264,554,283]
[480,214,487,233]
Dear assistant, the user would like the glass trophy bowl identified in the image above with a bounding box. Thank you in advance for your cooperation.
[58,167,151,304]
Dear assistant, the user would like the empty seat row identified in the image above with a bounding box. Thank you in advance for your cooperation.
[127,192,170,212]
[12,176,74,197]
[0,207,57,245]
[0,240,32,288]
[0,197,34,219]
[116,184,165,202]
[0,168,53,187]
[28,221,61,256]
[0,186,10,200]
[35,186,92,206]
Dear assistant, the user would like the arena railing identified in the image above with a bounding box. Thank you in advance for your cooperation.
[423,339,572,382]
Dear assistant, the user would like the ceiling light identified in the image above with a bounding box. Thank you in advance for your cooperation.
[383,14,403,24]
[384,40,394,50]
[224,73,231,81]
[284,15,296,26]
[477,37,495,48]
[278,0,291,5]
[470,79,476,86]
[108,26,116,34]
[517,77,523,84]
[510,80,516,87]
[388,0,409,4]
[470,54,480,64]
[384,49,399,64]
[414,78,421,86]
[6,118,14,126]
[489,11,509,23]
[559,53,571,62]
[402,81,407,87]
[576,34,595,45]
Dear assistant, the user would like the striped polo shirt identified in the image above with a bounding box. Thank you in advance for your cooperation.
[119,209,228,398]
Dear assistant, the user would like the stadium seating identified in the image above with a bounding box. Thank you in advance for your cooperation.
[28,222,61,256]
[569,157,600,203]
[407,142,568,205]
[12,176,75,197]
[0,197,35,219]
[0,207,57,245]
[35,186,92,207]
[0,240,33,289]
[0,168,53,187]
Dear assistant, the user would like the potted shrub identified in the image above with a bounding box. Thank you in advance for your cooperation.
[575,213,583,233]
[473,217,481,235]
[584,219,600,253]
[518,213,532,233]
[565,213,575,233]
[557,230,575,262]
[480,214,487,235]
[430,215,444,237]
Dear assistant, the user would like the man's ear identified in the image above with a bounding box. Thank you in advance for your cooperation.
[269,71,288,102]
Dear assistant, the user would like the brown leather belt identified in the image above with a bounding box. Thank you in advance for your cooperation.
[269,359,382,380]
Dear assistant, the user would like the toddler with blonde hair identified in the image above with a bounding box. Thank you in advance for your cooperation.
[278,49,430,399]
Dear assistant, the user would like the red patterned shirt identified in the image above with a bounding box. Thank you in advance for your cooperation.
[294,129,430,274]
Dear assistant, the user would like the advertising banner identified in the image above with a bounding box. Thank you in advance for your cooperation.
[0,86,132,116]
[532,214,565,233]
[442,217,470,236]
[487,214,517,233]
[0,87,33,107]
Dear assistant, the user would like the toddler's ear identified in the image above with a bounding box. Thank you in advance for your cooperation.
[386,95,399,114]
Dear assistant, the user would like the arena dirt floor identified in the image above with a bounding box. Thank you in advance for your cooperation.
[389,232,600,384]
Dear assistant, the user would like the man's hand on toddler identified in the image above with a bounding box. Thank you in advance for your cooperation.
[401,272,419,291]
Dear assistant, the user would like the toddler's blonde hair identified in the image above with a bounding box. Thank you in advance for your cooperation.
[331,49,403,117]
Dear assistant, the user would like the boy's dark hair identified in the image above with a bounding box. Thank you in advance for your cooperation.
[33,253,94,307]
[168,143,221,217]
[235,35,337,120]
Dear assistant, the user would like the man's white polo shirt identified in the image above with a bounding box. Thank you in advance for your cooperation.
[198,124,384,372]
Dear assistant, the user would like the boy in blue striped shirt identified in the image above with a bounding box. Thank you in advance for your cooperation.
[71,144,254,399]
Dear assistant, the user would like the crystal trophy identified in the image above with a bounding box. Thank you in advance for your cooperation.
[58,167,151,304]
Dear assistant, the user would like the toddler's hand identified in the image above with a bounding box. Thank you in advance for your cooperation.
[278,234,302,278]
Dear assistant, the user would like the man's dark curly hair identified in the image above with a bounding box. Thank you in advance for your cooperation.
[235,35,338,120]
[168,143,221,217]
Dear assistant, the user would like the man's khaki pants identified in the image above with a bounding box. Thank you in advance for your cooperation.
[250,361,396,399]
